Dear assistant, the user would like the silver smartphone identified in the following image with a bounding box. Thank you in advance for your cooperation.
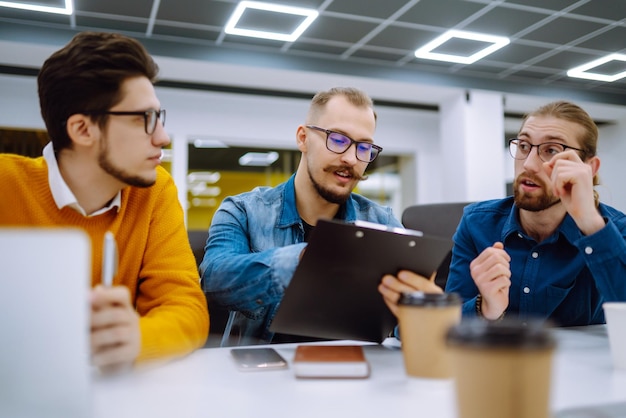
[230,348,289,371]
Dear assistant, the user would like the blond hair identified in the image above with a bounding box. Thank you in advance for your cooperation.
[306,87,377,124]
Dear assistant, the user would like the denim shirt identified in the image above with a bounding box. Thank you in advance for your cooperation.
[199,174,402,345]
[445,197,626,326]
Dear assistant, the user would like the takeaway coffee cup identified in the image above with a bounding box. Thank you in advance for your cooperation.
[603,302,626,370]
[397,291,461,378]
[446,319,555,418]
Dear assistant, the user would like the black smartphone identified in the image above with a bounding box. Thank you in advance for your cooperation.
[230,348,289,371]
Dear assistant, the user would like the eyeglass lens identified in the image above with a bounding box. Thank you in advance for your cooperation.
[146,109,166,134]
[509,140,565,162]
[326,132,378,162]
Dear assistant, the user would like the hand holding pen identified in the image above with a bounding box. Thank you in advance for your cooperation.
[92,231,140,371]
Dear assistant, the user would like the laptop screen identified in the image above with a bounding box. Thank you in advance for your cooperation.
[0,227,92,418]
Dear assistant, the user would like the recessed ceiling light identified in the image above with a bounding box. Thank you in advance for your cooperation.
[238,151,279,166]
[415,29,510,65]
[224,1,318,42]
[187,171,221,184]
[0,0,72,14]
[193,139,229,148]
[567,53,626,82]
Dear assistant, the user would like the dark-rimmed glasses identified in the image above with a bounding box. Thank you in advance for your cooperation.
[306,125,382,163]
[84,109,166,135]
[508,138,585,163]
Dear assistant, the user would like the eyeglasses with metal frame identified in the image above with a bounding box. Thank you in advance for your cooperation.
[83,109,166,135]
[306,125,382,163]
[508,138,585,163]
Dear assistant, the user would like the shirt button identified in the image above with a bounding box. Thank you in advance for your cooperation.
[523,287,530,294]
[532,252,539,259]
[517,233,523,238]
[256,299,263,305]
[585,246,593,255]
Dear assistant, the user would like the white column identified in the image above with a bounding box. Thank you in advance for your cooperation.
[170,133,189,227]
[439,90,506,202]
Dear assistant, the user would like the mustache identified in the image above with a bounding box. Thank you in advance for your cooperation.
[324,165,368,181]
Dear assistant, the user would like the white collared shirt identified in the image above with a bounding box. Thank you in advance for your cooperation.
[43,142,121,217]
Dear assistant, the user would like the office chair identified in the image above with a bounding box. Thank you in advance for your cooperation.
[187,229,209,268]
[187,229,230,348]
[401,202,471,289]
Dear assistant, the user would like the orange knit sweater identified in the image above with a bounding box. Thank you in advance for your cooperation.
[0,153,209,363]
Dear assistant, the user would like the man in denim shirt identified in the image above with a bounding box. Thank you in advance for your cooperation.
[200,87,434,345]
[444,101,626,324]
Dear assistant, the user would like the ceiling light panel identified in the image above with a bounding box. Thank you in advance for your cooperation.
[224,1,318,42]
[238,151,279,167]
[193,139,229,149]
[0,0,72,14]
[415,30,510,65]
[567,54,626,82]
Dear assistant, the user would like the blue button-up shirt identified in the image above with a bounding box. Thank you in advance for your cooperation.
[200,174,402,345]
[445,197,626,326]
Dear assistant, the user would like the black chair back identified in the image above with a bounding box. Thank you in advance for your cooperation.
[187,229,230,347]
[401,202,471,289]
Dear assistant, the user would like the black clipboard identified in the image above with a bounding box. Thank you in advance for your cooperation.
[269,219,453,343]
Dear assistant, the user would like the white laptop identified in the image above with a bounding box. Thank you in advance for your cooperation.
[0,227,92,418]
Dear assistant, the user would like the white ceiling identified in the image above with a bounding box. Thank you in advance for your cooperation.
[1,0,626,121]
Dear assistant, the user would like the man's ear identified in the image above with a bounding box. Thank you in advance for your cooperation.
[588,155,601,176]
[65,114,98,146]
[296,125,307,152]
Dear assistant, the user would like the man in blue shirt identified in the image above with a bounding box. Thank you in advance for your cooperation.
[200,87,430,345]
[445,100,626,325]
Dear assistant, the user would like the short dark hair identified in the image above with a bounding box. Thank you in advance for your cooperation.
[37,32,159,151]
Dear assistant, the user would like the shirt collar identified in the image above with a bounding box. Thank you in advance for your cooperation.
[278,174,358,227]
[503,201,582,245]
[278,174,302,227]
[43,142,121,217]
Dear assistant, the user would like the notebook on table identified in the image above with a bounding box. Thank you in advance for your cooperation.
[269,219,453,343]
[293,345,370,379]
[0,227,92,418]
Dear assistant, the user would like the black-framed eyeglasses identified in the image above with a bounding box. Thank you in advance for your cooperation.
[83,109,166,135]
[508,138,585,163]
[306,125,382,163]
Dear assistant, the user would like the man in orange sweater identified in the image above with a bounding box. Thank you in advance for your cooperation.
[0,32,208,370]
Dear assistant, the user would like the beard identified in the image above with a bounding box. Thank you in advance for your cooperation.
[513,173,560,212]
[99,139,155,188]
[308,164,367,205]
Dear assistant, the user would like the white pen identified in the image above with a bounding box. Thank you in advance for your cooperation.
[101,231,118,287]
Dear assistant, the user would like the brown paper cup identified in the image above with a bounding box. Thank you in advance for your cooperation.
[397,292,462,379]
[447,319,555,418]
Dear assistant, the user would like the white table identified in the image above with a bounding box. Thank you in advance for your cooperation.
[93,326,626,418]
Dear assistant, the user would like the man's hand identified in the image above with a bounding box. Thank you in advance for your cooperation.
[378,270,443,317]
[470,242,511,320]
[544,151,604,235]
[90,285,141,373]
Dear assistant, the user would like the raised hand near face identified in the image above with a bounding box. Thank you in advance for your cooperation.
[544,151,605,236]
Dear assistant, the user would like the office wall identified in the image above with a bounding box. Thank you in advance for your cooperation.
[0,73,439,213]
[0,75,43,129]
[596,119,626,211]
[1,72,625,213]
